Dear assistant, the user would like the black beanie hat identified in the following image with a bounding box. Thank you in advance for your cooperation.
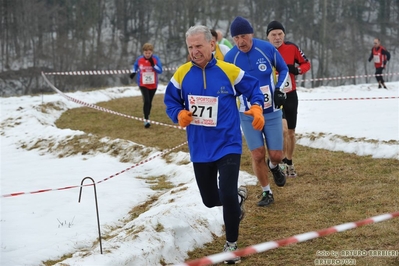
[266,21,285,36]
[230,16,254,37]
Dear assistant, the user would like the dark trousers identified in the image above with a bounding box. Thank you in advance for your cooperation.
[193,153,241,242]
[139,86,157,120]
[375,67,385,84]
[282,90,299,129]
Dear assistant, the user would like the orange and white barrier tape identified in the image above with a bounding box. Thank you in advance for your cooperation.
[174,211,399,266]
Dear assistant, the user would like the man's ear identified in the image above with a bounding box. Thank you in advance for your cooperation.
[210,40,216,50]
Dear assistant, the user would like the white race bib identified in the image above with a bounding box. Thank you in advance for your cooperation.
[282,76,293,93]
[260,85,272,109]
[188,95,218,127]
[142,72,155,84]
[373,54,380,63]
[276,74,293,93]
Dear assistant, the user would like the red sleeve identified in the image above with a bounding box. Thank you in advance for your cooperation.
[294,46,311,74]
[281,42,311,74]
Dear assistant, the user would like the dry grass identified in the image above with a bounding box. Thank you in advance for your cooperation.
[55,93,399,266]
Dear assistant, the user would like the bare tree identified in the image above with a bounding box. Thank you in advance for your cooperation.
[1,0,399,95]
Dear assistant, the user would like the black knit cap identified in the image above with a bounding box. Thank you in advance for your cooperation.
[266,21,285,36]
[230,16,254,37]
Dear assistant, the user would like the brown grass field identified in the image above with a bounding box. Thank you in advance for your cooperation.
[55,93,399,266]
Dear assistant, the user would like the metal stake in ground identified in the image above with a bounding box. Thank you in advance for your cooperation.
[78,176,103,254]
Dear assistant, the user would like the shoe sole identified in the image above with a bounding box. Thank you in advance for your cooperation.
[224,258,241,264]
[257,201,274,207]
[275,177,286,187]
[238,187,247,221]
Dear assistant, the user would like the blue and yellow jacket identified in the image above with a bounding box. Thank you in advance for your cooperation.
[224,38,289,115]
[164,56,264,163]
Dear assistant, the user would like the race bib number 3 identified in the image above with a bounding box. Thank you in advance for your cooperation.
[188,95,218,127]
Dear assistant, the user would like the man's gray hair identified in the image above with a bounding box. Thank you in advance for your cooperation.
[186,25,212,42]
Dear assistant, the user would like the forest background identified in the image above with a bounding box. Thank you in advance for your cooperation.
[1,0,398,96]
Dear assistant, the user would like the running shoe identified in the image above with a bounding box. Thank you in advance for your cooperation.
[223,242,241,264]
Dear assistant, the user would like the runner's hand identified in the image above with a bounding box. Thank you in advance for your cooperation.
[287,64,299,75]
[178,110,193,127]
[274,89,286,108]
[244,104,264,131]
[148,57,155,67]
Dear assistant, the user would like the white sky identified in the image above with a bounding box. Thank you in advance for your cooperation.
[1,81,398,266]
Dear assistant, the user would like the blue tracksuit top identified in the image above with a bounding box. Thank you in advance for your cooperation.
[164,56,264,163]
[224,38,289,114]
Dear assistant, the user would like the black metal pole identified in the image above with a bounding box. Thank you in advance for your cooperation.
[78,176,103,254]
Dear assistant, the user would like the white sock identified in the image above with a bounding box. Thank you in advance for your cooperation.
[262,185,272,194]
[227,241,236,246]
[269,160,276,169]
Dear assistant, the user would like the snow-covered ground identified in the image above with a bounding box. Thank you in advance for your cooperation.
[1,82,398,265]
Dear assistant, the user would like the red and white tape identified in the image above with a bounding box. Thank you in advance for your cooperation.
[296,72,399,83]
[174,211,399,266]
[43,69,399,83]
[41,72,183,130]
[43,67,178,76]
[2,73,189,198]
[2,141,187,198]
[300,96,399,101]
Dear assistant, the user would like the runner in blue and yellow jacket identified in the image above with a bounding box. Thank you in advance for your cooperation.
[225,16,289,208]
[164,25,264,264]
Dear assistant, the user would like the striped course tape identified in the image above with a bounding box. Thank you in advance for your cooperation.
[300,96,399,101]
[41,72,183,130]
[174,211,399,266]
[43,68,178,76]
[2,141,187,198]
[296,72,399,83]
[43,69,399,83]
[2,73,189,198]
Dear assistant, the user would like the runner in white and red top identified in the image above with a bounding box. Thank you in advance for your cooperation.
[368,38,391,89]
[267,20,311,178]
[130,43,163,128]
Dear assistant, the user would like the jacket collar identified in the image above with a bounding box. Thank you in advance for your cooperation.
[192,54,217,69]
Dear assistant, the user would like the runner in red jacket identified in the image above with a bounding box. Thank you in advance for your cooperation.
[130,43,163,128]
[368,38,390,89]
[267,20,311,178]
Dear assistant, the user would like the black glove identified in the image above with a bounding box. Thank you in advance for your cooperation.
[287,64,299,75]
[274,88,286,108]
[129,72,136,79]
[148,57,155,67]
